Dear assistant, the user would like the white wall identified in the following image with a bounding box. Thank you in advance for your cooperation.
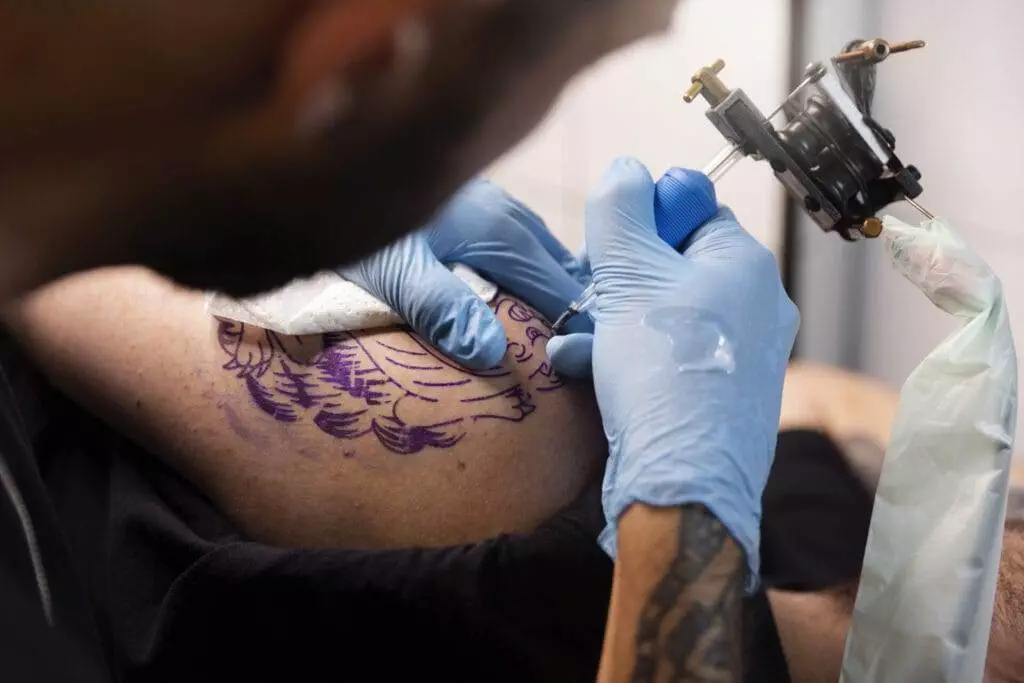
[790,0,879,368]
[486,0,792,256]
[855,0,1024,434]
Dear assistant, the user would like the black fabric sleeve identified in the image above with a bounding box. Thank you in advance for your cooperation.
[0,341,109,682]
[38,399,613,683]
[0,564,107,683]
[759,430,874,592]
[143,508,613,683]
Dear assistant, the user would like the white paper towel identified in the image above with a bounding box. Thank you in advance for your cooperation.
[205,264,498,335]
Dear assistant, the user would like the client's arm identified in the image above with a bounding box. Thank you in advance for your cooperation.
[7,267,606,549]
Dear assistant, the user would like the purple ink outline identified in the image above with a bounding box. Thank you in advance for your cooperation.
[217,294,565,457]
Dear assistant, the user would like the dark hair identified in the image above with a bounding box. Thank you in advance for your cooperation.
[116,0,622,297]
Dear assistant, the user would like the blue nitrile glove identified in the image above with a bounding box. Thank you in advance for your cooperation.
[547,158,799,585]
[342,179,592,370]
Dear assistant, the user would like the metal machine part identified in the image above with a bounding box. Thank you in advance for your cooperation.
[550,39,930,334]
[687,38,928,240]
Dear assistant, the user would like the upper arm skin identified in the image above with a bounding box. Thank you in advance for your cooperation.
[9,267,606,549]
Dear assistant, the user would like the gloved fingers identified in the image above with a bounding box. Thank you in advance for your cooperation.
[681,206,750,254]
[680,206,786,296]
[547,333,594,379]
[438,178,584,274]
[426,180,593,330]
[342,235,508,370]
[569,243,593,285]
[468,248,595,335]
[503,190,590,280]
[585,157,674,266]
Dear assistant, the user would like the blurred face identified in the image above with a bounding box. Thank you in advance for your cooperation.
[0,0,681,298]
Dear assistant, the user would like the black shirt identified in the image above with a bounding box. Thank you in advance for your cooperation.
[0,342,106,682]
[1,342,873,682]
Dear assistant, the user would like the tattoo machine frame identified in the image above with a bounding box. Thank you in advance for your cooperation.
[687,38,930,240]
[552,39,930,332]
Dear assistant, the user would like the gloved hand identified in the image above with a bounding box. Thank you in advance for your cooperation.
[547,158,799,583]
[342,180,592,370]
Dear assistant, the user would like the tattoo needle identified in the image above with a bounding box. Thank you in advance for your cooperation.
[905,196,935,220]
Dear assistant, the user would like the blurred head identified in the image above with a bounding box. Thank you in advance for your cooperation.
[0,0,680,298]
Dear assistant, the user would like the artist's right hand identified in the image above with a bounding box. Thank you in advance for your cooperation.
[548,158,799,583]
[342,179,593,370]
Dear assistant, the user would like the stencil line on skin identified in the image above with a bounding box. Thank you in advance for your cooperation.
[217,296,565,455]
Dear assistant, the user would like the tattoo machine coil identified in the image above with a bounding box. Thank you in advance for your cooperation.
[687,38,930,241]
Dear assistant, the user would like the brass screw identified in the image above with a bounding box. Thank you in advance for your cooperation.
[835,39,926,64]
[890,39,928,55]
[860,217,884,239]
[684,58,725,103]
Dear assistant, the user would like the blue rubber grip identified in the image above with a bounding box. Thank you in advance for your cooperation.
[654,168,719,250]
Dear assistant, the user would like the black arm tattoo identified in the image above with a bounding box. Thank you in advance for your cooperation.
[631,505,745,683]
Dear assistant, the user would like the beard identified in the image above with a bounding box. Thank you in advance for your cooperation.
[2,0,680,298]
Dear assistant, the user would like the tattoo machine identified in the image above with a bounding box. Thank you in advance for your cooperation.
[552,38,929,334]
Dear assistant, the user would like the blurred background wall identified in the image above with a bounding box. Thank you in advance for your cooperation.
[486,0,792,256]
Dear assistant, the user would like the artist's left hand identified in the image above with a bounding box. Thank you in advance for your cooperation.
[342,179,593,370]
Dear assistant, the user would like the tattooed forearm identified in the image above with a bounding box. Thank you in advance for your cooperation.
[602,504,745,683]
[215,295,565,456]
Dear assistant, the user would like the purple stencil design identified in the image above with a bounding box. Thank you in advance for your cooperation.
[315,341,391,405]
[217,294,565,456]
[219,322,275,379]
[530,362,565,392]
[506,341,534,363]
[505,300,535,324]
[313,408,371,439]
[413,379,472,389]
[383,357,445,372]
[274,360,338,408]
[525,325,550,346]
[469,386,536,422]
[415,345,512,378]
[371,417,465,454]
[374,340,429,356]
[245,375,298,422]
[461,385,530,404]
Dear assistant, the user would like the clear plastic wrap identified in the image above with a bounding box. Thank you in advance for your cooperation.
[840,217,1018,682]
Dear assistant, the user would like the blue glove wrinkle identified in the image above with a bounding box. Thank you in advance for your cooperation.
[545,333,594,380]
[342,178,594,370]
[342,233,507,371]
[429,183,593,333]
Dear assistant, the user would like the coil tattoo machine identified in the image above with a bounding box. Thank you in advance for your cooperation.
[552,38,930,333]
[690,38,930,241]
